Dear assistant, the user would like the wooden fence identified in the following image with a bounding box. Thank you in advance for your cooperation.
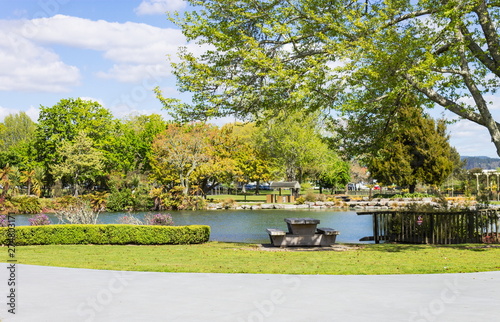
[358,209,500,244]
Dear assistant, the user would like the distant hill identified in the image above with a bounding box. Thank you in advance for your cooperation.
[461,156,500,170]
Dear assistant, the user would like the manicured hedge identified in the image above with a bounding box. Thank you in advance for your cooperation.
[0,224,210,245]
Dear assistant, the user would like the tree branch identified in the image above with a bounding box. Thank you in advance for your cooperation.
[430,68,468,76]
[460,24,499,76]
[474,0,500,68]
[402,73,485,126]
[385,9,435,27]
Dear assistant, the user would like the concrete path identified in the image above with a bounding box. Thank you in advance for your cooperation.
[0,263,499,321]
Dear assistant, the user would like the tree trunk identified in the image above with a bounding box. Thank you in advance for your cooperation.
[409,184,416,194]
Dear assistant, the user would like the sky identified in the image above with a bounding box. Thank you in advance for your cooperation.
[0,0,498,158]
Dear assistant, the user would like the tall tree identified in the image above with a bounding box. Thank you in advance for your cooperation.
[0,112,36,150]
[317,150,351,194]
[356,98,456,193]
[50,132,105,197]
[224,122,277,194]
[255,111,331,183]
[105,114,167,174]
[160,0,500,157]
[151,123,214,195]
[34,98,114,189]
[0,112,37,169]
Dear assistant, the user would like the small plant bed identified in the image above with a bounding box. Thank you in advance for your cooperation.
[2,242,499,275]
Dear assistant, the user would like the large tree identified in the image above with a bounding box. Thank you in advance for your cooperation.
[255,111,333,183]
[355,98,456,193]
[51,132,105,197]
[0,112,37,169]
[151,123,215,195]
[223,122,278,194]
[34,98,114,189]
[159,0,500,156]
[104,114,167,174]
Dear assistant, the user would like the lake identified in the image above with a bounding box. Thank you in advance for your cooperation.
[11,210,374,244]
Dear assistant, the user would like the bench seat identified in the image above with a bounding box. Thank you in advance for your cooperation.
[316,228,340,236]
[266,228,286,236]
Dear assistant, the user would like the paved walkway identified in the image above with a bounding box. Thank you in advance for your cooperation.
[1,263,499,321]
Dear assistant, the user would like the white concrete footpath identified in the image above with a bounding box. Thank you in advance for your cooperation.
[0,263,499,322]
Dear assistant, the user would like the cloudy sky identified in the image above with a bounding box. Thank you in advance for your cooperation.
[0,0,498,158]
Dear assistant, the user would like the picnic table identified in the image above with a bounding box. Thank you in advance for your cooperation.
[266,218,339,247]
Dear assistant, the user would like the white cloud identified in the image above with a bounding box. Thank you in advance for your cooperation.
[96,63,171,83]
[0,105,39,122]
[79,96,105,106]
[0,24,80,92]
[134,0,187,15]
[19,15,191,83]
[0,14,210,87]
[449,120,498,157]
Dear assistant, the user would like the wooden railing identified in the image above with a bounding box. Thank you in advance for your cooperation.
[358,209,500,244]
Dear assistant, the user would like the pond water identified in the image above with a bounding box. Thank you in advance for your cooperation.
[12,210,374,244]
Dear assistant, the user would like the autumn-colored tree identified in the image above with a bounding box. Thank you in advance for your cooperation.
[221,122,277,194]
[151,123,214,195]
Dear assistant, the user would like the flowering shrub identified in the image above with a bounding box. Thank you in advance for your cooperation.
[0,215,8,227]
[28,213,51,226]
[117,215,144,225]
[145,213,174,226]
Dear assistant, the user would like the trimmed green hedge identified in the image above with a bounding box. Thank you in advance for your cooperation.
[0,224,210,245]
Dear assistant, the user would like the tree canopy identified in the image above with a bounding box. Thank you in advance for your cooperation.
[160,0,500,156]
[364,101,456,193]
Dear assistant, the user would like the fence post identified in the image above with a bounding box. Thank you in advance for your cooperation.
[467,212,475,243]
[373,213,379,244]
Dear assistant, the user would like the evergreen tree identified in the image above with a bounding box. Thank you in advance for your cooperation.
[352,95,456,193]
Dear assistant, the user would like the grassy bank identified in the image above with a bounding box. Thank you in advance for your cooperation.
[2,242,499,275]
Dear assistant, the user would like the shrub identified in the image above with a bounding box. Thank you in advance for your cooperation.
[54,195,79,209]
[0,224,210,245]
[145,213,174,226]
[0,215,7,227]
[55,201,100,225]
[8,196,42,214]
[117,215,144,225]
[161,192,207,210]
[316,194,326,202]
[85,191,109,212]
[304,192,317,202]
[106,188,135,212]
[28,213,51,226]
[220,198,237,209]
[106,188,154,212]
[295,196,305,205]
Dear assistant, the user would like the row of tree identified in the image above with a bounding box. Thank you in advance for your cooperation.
[0,98,352,203]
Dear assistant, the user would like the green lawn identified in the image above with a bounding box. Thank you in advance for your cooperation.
[208,194,269,203]
[2,242,499,275]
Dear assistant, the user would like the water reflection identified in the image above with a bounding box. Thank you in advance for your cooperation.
[12,210,373,243]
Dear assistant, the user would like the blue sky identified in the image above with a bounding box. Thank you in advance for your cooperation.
[0,0,498,158]
[0,0,195,120]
